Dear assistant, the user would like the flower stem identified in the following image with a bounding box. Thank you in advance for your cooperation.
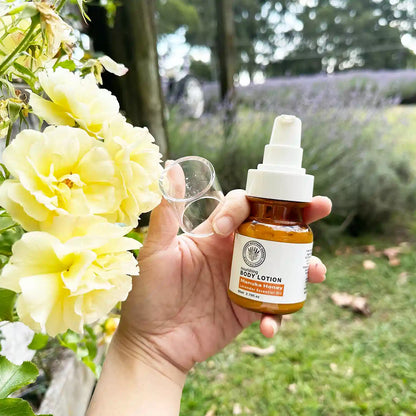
[0,17,39,77]
[5,123,12,147]
[0,223,18,234]
[55,0,67,13]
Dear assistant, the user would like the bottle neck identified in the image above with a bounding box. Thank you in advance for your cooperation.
[247,196,307,224]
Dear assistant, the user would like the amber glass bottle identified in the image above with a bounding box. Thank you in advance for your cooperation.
[228,197,313,314]
[228,114,314,315]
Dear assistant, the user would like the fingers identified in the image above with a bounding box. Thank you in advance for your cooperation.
[211,194,331,238]
[144,161,180,248]
[162,161,186,200]
[259,256,326,338]
[303,196,332,224]
[211,189,250,237]
[260,315,282,338]
[308,256,327,283]
[144,198,180,248]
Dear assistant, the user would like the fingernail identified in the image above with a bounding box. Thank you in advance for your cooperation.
[213,215,234,236]
[312,258,327,280]
[270,319,280,336]
[313,256,327,272]
[316,195,333,209]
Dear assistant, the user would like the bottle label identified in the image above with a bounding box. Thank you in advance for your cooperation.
[229,233,313,304]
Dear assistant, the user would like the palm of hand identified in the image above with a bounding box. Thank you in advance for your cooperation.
[118,192,330,374]
[120,233,258,372]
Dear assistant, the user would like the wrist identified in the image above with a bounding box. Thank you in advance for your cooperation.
[112,324,188,388]
[87,329,187,416]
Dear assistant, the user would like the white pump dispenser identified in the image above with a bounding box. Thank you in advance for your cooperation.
[246,115,314,202]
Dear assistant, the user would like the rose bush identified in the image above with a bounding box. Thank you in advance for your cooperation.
[0,2,162,413]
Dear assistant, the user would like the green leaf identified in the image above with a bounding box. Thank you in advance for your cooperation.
[0,78,15,96]
[126,230,144,244]
[7,100,22,123]
[9,3,39,19]
[0,221,24,261]
[60,329,79,345]
[0,357,38,399]
[76,0,90,22]
[59,326,101,377]
[126,230,143,257]
[85,339,97,360]
[81,357,100,378]
[84,324,97,340]
[75,345,88,358]
[0,289,17,322]
[27,333,49,350]
[0,164,10,182]
[12,62,35,79]
[55,59,76,71]
[0,398,51,416]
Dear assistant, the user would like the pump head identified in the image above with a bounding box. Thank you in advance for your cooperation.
[246,115,314,202]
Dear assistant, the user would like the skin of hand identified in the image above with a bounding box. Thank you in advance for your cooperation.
[115,190,332,384]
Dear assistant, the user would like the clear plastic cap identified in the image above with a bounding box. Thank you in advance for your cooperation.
[246,115,314,202]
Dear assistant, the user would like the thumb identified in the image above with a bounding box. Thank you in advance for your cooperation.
[144,197,180,248]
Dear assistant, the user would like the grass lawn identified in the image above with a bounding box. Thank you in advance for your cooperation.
[181,238,416,416]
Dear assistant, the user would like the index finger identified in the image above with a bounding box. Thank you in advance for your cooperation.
[303,196,332,224]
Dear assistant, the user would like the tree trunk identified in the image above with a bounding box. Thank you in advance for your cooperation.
[88,1,169,158]
[247,46,256,84]
[215,0,236,103]
[215,0,236,136]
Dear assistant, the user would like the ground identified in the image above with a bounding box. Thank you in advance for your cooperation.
[182,239,416,416]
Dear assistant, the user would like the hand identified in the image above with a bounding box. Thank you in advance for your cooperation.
[115,191,331,380]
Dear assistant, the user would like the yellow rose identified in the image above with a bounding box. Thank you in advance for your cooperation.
[102,116,162,226]
[0,126,119,231]
[29,68,120,136]
[0,216,140,336]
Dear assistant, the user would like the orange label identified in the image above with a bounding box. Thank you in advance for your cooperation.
[239,276,284,297]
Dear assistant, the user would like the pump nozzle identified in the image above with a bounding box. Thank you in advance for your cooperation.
[261,114,304,172]
[245,114,314,203]
[270,115,302,147]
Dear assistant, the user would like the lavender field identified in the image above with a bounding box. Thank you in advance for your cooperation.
[203,69,416,110]
[169,69,416,242]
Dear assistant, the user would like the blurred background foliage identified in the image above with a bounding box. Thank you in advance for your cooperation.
[87,0,416,245]
[154,0,416,79]
[168,71,416,244]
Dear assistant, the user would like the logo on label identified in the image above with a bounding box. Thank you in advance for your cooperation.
[242,240,266,267]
